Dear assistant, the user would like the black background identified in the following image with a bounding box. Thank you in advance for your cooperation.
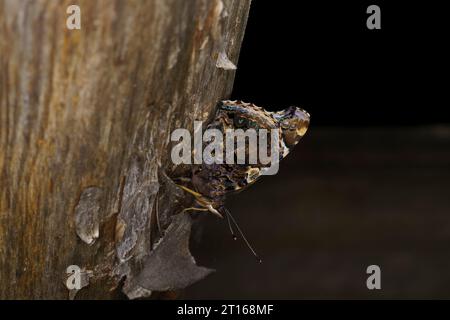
[231,1,448,126]
[186,1,450,299]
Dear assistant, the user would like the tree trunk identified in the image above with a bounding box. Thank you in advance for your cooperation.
[0,0,251,299]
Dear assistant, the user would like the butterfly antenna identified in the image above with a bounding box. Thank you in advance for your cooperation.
[224,207,262,263]
[224,209,237,241]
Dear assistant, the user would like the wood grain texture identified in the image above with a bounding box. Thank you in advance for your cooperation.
[0,0,251,299]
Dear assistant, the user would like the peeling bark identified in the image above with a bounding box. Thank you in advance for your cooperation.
[0,0,251,299]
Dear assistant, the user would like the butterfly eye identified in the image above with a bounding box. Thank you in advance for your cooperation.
[234,116,248,128]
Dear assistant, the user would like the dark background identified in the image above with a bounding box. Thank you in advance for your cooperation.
[185,1,450,299]
[232,1,449,126]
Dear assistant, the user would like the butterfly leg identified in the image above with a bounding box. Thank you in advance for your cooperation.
[181,207,210,214]
[176,184,203,198]
[176,184,223,218]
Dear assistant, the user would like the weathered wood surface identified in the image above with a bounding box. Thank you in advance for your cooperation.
[0,0,251,299]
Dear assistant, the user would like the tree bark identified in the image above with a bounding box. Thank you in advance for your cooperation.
[0,0,251,299]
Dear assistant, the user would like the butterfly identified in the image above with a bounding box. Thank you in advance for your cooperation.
[176,100,310,260]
